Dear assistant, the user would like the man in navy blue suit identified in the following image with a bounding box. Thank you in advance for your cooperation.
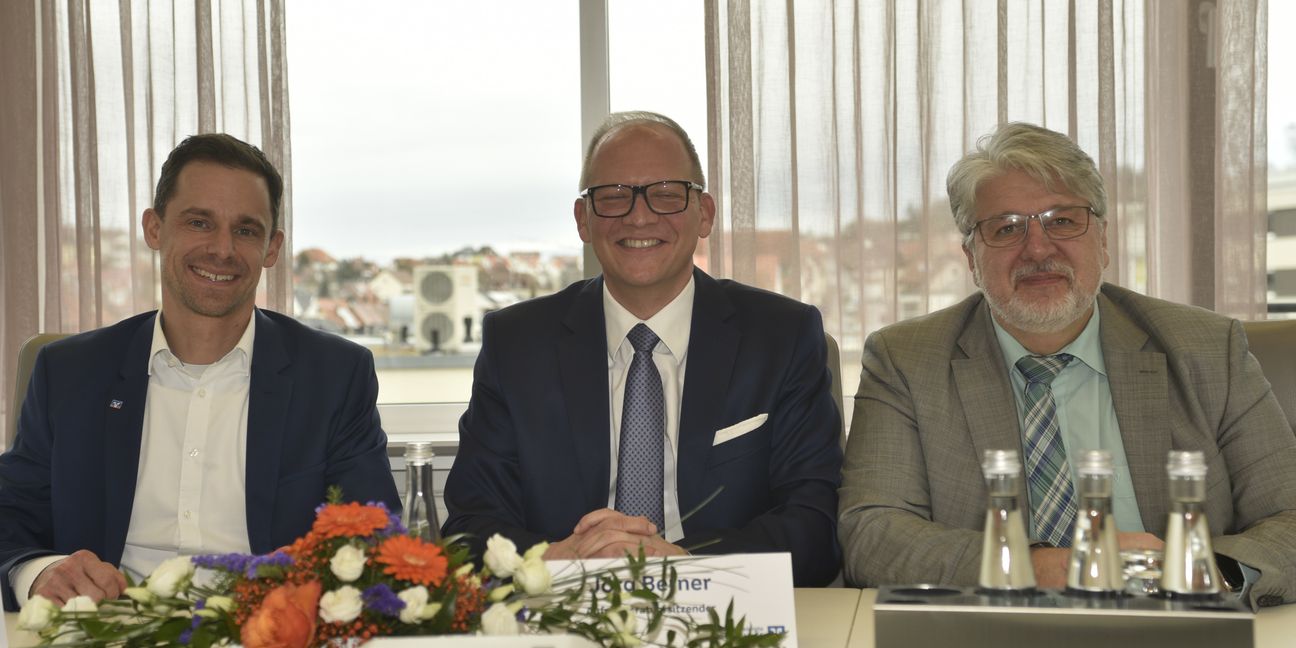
[442,112,843,586]
[0,134,400,611]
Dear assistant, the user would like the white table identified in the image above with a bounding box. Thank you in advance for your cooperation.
[8,588,1295,648]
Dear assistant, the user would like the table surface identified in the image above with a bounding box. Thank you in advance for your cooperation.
[7,588,1295,648]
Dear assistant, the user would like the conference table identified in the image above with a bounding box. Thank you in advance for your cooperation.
[7,588,1296,647]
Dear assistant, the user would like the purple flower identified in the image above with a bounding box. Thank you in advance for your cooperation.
[367,500,407,536]
[179,615,201,645]
[191,553,254,574]
[245,551,294,578]
[362,583,406,618]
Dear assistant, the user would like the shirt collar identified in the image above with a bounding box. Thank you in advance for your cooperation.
[148,309,257,376]
[602,276,695,363]
[991,301,1106,376]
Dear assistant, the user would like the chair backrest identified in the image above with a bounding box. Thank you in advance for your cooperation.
[1242,319,1296,433]
[8,333,70,445]
[825,331,846,449]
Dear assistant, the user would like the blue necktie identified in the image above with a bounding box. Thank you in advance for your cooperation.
[614,324,665,530]
[1016,353,1078,547]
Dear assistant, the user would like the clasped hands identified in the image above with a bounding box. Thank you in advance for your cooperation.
[542,508,688,560]
[29,549,127,607]
[1030,531,1164,588]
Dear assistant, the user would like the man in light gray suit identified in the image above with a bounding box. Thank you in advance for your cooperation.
[838,122,1296,608]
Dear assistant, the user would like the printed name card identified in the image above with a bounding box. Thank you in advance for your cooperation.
[547,552,798,647]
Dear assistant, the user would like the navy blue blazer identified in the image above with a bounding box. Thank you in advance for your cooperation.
[442,269,843,586]
[0,309,400,610]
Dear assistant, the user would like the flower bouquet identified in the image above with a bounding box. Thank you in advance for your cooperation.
[17,489,783,647]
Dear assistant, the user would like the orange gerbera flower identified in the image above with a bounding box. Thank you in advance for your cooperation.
[375,535,448,586]
[311,502,390,539]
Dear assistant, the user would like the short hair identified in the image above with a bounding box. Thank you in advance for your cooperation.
[153,133,284,232]
[578,111,705,190]
[946,122,1107,238]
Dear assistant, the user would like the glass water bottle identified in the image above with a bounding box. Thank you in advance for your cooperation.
[401,442,441,542]
[1066,449,1124,594]
[978,449,1037,592]
[1160,450,1221,597]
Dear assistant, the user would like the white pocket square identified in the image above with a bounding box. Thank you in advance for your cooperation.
[712,413,769,446]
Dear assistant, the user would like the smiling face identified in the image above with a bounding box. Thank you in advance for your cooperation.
[964,169,1108,343]
[574,123,715,318]
[143,160,283,324]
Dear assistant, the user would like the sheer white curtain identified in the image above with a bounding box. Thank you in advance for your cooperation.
[703,0,1268,373]
[0,0,292,449]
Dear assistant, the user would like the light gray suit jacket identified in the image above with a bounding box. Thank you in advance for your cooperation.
[838,283,1296,607]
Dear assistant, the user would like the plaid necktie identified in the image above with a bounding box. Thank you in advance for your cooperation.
[1016,353,1077,547]
[614,324,665,530]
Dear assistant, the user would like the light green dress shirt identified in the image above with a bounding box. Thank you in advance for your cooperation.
[992,305,1146,534]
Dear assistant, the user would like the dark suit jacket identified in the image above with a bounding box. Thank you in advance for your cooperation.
[839,283,1296,608]
[442,269,843,586]
[0,309,401,610]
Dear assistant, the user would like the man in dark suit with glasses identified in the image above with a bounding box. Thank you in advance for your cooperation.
[443,111,843,586]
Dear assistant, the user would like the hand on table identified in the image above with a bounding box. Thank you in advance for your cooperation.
[543,508,687,560]
[30,550,127,606]
[1031,532,1164,588]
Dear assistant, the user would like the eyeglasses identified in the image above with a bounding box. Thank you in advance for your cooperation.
[580,180,704,218]
[972,206,1097,248]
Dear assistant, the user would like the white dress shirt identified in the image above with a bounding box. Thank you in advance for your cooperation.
[603,277,694,543]
[10,312,255,603]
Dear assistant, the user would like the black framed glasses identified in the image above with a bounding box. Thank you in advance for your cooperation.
[973,206,1097,248]
[580,180,704,218]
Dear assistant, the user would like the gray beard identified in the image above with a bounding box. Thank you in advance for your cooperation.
[974,259,1100,334]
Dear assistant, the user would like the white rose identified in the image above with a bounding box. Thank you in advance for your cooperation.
[480,602,520,636]
[318,586,363,624]
[329,544,367,582]
[484,535,524,577]
[61,596,98,614]
[522,541,549,562]
[513,557,552,595]
[146,556,195,598]
[396,586,428,624]
[17,595,58,631]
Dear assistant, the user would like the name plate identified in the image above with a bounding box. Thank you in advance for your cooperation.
[547,552,798,647]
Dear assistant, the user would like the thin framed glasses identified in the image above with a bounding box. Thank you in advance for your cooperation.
[973,206,1097,248]
[580,180,704,218]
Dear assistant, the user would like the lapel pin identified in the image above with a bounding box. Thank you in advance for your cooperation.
[109,399,124,410]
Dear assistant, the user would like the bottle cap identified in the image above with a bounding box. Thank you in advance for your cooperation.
[404,441,434,465]
[1166,450,1207,477]
[1075,449,1114,476]
[982,449,1021,476]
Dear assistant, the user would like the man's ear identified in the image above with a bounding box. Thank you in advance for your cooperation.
[263,229,285,268]
[574,198,592,243]
[697,192,717,239]
[143,209,163,251]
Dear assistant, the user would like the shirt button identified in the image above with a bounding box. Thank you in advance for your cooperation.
[183,510,192,519]
[189,448,200,458]
[197,388,206,398]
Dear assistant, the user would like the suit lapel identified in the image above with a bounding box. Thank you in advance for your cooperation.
[558,279,615,511]
[102,314,156,564]
[677,272,739,513]
[245,310,293,553]
[951,298,1030,504]
[1098,292,1170,533]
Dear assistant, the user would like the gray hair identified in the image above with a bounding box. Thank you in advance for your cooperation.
[578,111,705,190]
[946,122,1107,238]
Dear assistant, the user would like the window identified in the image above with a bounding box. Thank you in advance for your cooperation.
[1268,1,1296,317]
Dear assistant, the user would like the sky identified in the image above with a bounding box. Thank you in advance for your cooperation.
[284,0,705,264]
[284,1,1295,264]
